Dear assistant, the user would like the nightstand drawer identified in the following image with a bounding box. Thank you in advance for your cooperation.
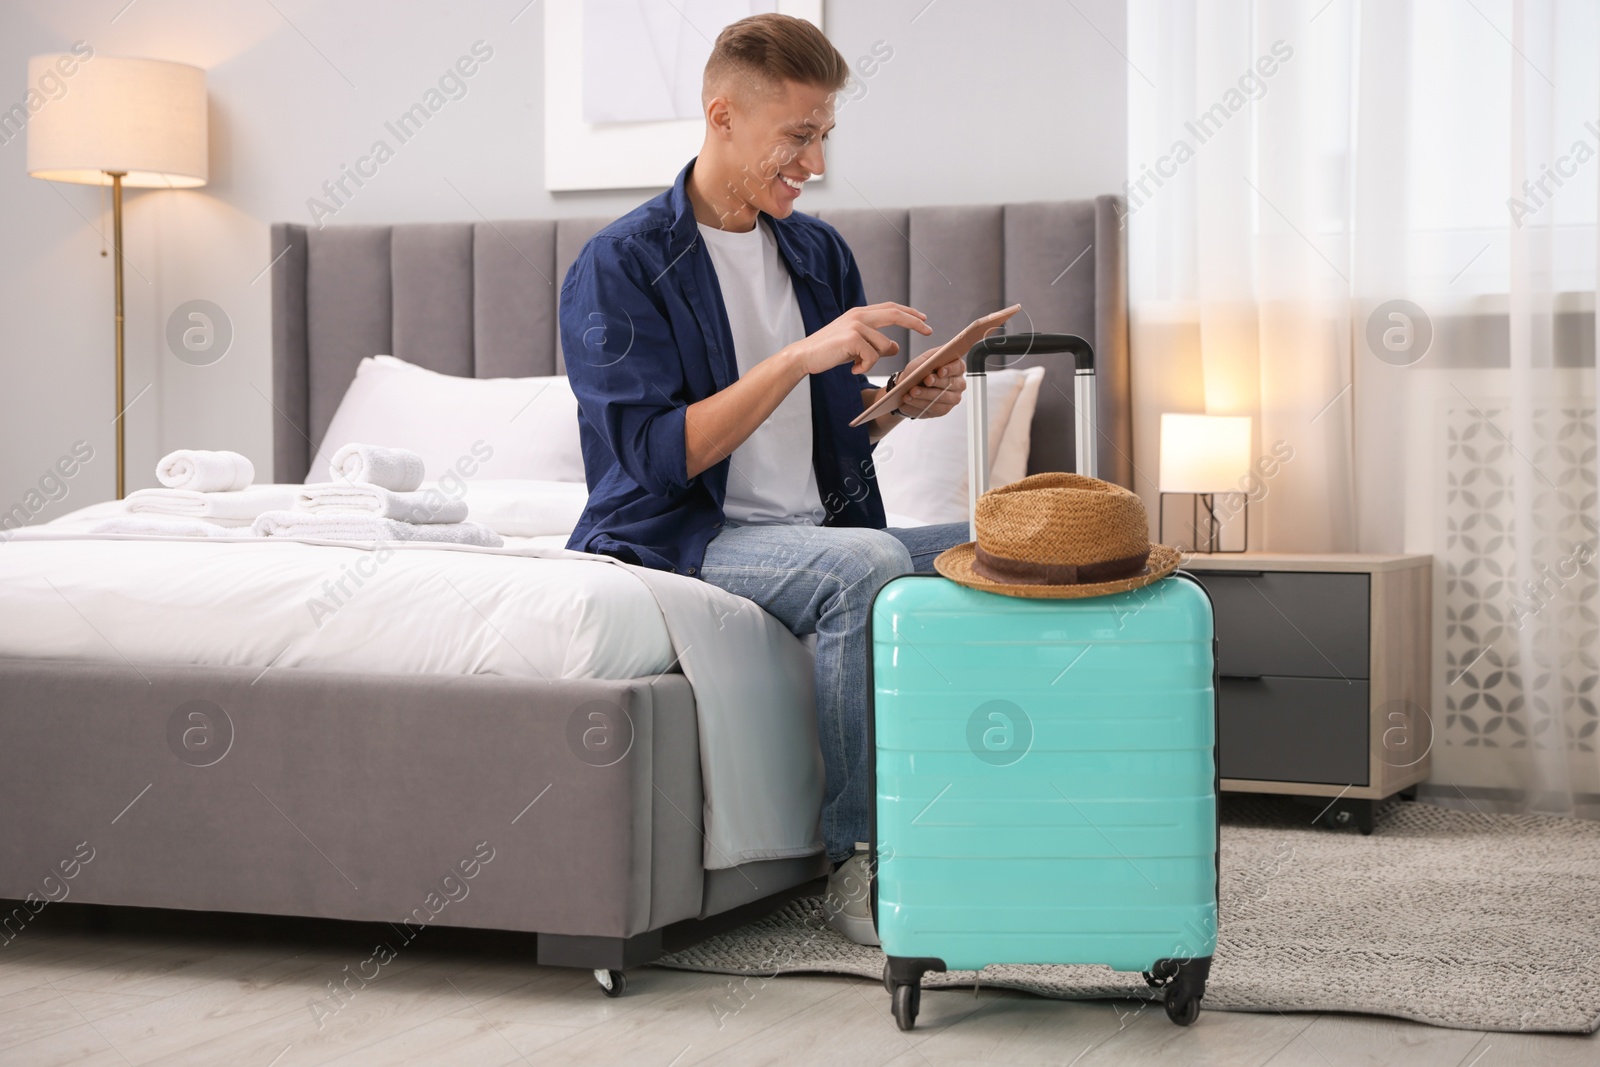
[1190,571,1370,680]
[1218,676,1370,785]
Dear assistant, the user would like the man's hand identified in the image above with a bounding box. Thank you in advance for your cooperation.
[894,359,966,419]
[683,303,930,480]
[863,358,966,443]
[783,302,931,376]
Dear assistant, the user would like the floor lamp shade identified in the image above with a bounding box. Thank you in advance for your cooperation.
[25,54,207,187]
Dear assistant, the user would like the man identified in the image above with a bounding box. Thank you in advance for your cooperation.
[560,13,970,945]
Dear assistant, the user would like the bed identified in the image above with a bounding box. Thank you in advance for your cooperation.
[0,197,1131,988]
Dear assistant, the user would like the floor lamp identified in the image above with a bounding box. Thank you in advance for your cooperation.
[26,54,208,499]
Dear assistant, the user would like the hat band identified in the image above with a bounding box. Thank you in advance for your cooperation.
[971,545,1151,587]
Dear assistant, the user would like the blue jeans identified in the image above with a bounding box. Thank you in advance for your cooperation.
[699,520,969,861]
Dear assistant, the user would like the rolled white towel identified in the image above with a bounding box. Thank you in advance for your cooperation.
[156,449,255,492]
[295,483,468,524]
[125,484,300,524]
[328,444,425,492]
[88,516,237,537]
[252,510,503,548]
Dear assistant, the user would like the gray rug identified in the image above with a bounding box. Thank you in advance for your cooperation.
[657,798,1600,1033]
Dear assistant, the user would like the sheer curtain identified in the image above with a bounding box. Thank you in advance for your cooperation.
[1126,0,1600,816]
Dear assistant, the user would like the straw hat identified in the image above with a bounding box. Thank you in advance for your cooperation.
[934,473,1182,599]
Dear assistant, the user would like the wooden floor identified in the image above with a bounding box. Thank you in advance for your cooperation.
[0,908,1594,1066]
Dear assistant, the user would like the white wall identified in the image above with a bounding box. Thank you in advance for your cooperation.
[0,0,1127,519]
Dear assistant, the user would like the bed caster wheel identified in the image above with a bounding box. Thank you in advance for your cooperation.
[593,968,626,997]
[891,982,920,1031]
[1164,990,1200,1026]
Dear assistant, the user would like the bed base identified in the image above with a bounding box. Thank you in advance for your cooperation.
[0,657,826,987]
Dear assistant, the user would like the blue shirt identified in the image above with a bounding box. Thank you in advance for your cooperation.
[561,158,887,575]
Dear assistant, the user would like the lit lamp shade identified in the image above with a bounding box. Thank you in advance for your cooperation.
[1159,414,1251,494]
[26,54,207,187]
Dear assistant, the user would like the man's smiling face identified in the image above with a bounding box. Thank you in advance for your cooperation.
[716,78,835,221]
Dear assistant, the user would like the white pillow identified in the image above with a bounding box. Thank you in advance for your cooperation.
[867,367,1044,526]
[991,365,1046,487]
[313,355,586,484]
[451,479,590,537]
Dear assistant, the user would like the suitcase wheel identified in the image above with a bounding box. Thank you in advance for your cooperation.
[1164,989,1200,1026]
[891,981,920,1031]
[1145,956,1210,1027]
[883,955,945,1031]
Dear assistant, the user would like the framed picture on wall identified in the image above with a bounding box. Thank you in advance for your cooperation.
[544,0,825,192]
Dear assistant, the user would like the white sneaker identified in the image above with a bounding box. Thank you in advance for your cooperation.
[822,851,880,946]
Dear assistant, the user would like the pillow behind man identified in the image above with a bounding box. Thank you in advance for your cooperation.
[868,366,1046,526]
[313,355,587,484]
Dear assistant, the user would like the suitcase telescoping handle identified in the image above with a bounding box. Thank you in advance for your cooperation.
[964,333,1096,541]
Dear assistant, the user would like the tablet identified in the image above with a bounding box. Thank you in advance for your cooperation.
[849,304,1021,427]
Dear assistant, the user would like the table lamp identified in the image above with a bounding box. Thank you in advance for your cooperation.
[26,54,208,499]
[1158,413,1251,553]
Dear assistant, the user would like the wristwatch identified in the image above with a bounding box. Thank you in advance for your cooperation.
[882,371,906,417]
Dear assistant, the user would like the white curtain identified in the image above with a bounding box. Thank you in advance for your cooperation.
[1126,0,1600,816]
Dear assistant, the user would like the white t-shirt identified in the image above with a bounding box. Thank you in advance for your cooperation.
[696,218,824,526]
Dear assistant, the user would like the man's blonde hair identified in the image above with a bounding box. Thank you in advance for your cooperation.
[703,13,848,103]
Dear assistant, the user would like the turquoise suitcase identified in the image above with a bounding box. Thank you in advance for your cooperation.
[869,573,1218,1029]
[867,332,1218,1031]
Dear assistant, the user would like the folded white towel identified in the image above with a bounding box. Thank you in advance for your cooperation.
[251,510,504,547]
[156,449,255,492]
[295,483,468,524]
[88,516,237,538]
[328,444,425,492]
[125,484,300,524]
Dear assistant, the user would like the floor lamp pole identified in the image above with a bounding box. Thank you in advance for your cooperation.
[109,170,126,500]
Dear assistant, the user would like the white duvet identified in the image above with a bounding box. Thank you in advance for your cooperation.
[2,490,825,869]
[0,533,673,680]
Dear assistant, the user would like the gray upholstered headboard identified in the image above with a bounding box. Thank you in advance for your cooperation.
[269,197,1131,487]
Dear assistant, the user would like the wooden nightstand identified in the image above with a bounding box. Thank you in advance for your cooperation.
[1181,552,1433,833]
